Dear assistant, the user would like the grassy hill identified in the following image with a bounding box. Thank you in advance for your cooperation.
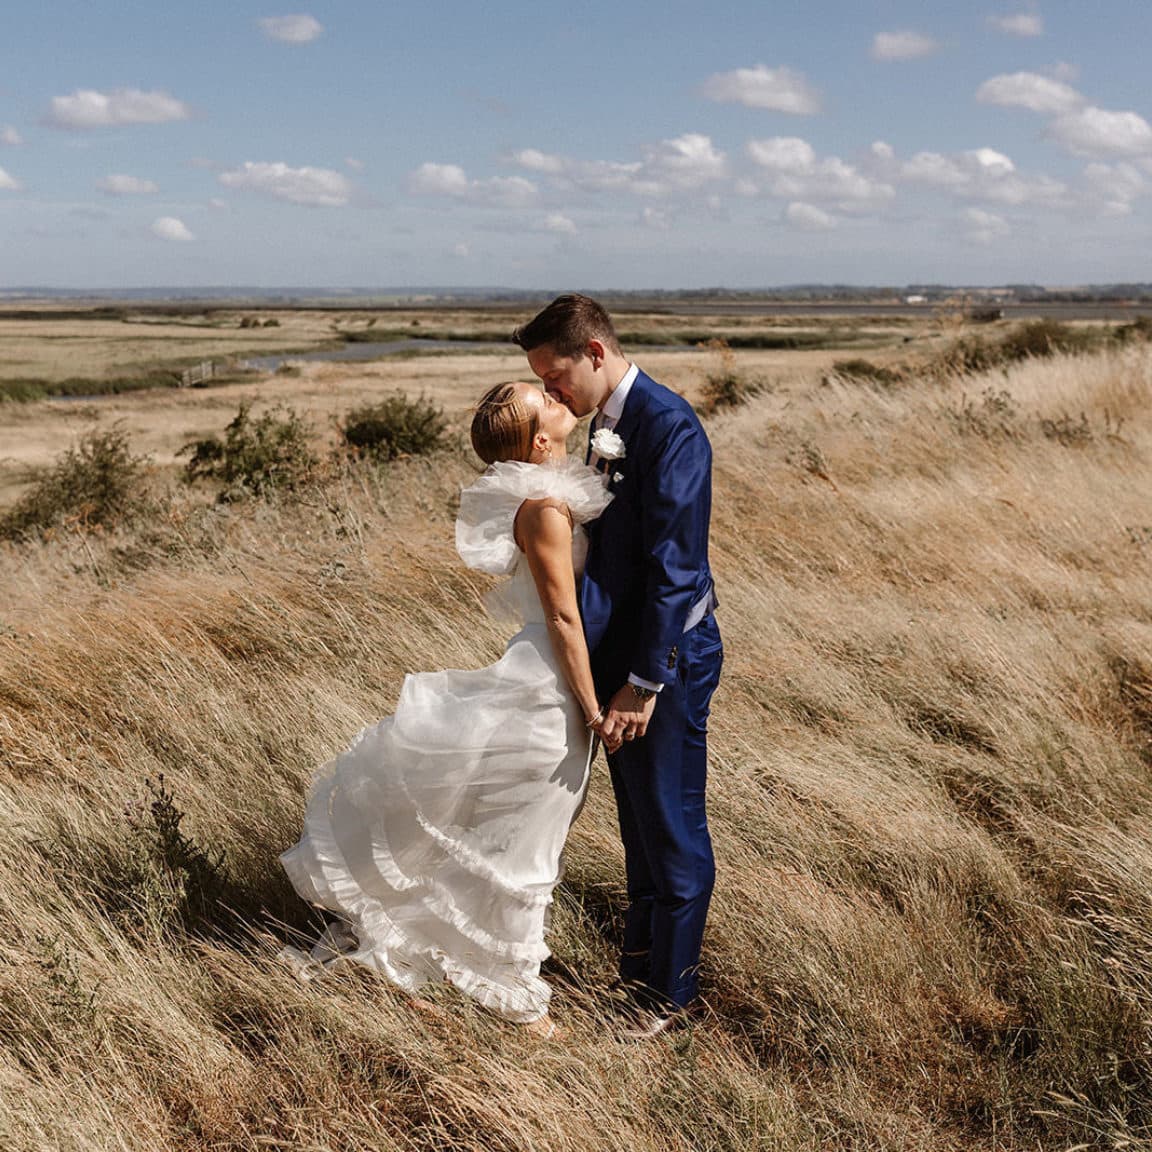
[1,343,1150,1150]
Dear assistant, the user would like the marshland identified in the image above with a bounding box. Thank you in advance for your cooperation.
[1,302,1150,1150]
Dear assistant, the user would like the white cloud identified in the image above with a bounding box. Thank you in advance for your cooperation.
[1,126,22,146]
[962,207,1010,243]
[542,213,576,234]
[1049,106,1152,157]
[97,173,158,195]
[640,133,727,188]
[482,176,538,207]
[640,206,672,230]
[345,156,364,171]
[410,162,470,196]
[747,136,816,173]
[409,162,538,207]
[0,166,21,191]
[899,144,1063,205]
[785,202,836,230]
[748,137,894,206]
[151,216,193,241]
[970,147,1016,175]
[871,140,895,162]
[219,161,353,206]
[512,148,566,174]
[46,88,191,129]
[452,242,470,258]
[507,135,723,199]
[700,64,821,114]
[976,71,1081,114]
[871,31,940,61]
[258,14,323,43]
[902,151,968,187]
[1083,161,1146,216]
[988,11,1043,37]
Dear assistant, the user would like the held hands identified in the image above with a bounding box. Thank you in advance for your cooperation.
[600,684,657,748]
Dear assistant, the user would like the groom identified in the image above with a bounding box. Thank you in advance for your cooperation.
[514,294,722,1036]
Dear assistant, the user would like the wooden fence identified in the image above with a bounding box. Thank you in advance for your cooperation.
[180,360,217,387]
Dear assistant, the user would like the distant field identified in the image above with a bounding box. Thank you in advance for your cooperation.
[0,303,930,389]
[0,305,930,508]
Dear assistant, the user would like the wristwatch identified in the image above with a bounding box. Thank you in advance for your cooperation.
[630,683,657,702]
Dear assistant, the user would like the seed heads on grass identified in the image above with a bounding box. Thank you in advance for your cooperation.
[947,388,1022,440]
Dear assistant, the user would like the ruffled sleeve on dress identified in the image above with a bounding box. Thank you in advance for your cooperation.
[455,458,613,574]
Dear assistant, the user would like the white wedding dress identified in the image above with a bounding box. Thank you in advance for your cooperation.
[280,458,612,1022]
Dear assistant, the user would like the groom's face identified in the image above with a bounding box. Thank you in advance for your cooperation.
[526,342,601,418]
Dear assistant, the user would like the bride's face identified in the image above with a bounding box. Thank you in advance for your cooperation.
[518,382,576,458]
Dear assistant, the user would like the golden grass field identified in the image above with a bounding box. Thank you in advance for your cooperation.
[1,310,1151,1150]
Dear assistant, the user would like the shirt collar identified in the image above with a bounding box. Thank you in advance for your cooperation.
[599,362,639,424]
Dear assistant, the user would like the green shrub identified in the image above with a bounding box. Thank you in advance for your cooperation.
[181,403,318,498]
[830,358,906,387]
[0,372,181,404]
[340,393,450,462]
[997,319,1093,361]
[0,426,149,541]
[698,338,762,415]
[1114,316,1152,344]
[930,321,1096,380]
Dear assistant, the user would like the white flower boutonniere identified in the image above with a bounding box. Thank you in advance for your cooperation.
[590,428,626,461]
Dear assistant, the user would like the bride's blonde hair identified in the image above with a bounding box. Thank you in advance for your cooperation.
[471,382,540,465]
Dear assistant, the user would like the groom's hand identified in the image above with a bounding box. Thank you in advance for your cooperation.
[601,685,658,745]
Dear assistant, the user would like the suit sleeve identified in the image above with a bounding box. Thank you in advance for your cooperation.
[633,409,712,686]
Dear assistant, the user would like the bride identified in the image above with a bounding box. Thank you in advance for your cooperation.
[279,380,615,1037]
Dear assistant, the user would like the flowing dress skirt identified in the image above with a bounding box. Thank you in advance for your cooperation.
[280,623,592,1022]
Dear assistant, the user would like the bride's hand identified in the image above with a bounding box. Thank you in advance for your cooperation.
[587,708,623,755]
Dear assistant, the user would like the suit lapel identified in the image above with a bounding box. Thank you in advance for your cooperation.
[608,369,649,455]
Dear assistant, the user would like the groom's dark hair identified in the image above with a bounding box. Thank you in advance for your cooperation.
[512,293,621,359]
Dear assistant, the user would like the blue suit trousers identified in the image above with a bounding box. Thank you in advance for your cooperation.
[605,613,723,1010]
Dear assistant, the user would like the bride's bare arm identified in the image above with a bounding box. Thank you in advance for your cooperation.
[514,498,602,727]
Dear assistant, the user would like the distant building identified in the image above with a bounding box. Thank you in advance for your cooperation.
[905,294,927,305]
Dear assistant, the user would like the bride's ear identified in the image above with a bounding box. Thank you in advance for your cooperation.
[530,430,551,460]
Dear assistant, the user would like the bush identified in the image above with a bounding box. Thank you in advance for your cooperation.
[181,403,318,498]
[0,426,149,541]
[698,338,762,415]
[0,372,182,404]
[340,393,450,462]
[1114,316,1152,344]
[929,321,1096,381]
[829,358,906,388]
[997,319,1093,361]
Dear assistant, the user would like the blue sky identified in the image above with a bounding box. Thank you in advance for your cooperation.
[1,1,1150,289]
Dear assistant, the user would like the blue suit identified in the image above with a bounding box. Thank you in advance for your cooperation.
[580,368,723,1010]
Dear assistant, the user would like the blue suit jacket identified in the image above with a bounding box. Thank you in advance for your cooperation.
[580,369,716,690]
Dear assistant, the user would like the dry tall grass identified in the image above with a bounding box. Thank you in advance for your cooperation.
[1,345,1151,1150]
